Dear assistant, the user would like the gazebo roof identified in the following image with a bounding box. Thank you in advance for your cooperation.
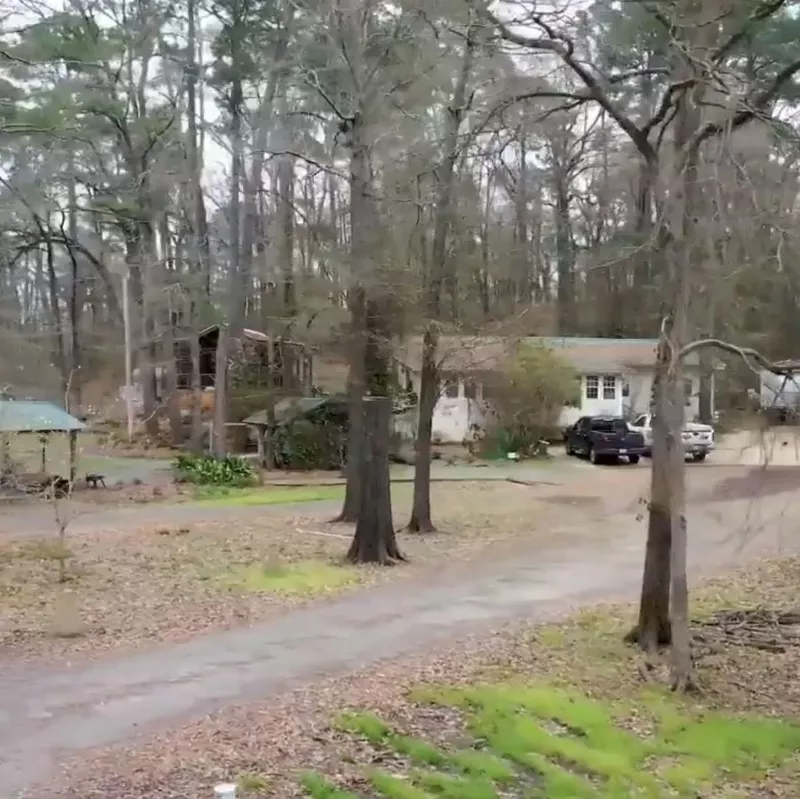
[0,400,87,433]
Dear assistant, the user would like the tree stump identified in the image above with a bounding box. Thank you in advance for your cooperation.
[346,396,405,564]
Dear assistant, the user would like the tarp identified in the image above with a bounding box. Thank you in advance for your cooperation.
[0,400,87,433]
[243,396,349,427]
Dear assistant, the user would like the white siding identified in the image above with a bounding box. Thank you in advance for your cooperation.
[431,397,486,444]
[400,364,711,444]
[577,373,624,417]
[626,368,704,420]
[400,372,487,444]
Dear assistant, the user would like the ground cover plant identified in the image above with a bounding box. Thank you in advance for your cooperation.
[294,558,800,799]
[303,682,800,798]
[173,453,257,486]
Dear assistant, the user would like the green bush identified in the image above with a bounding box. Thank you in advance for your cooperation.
[173,453,257,486]
[275,421,344,470]
[482,343,579,457]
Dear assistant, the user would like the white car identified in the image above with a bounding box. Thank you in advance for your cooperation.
[629,413,715,462]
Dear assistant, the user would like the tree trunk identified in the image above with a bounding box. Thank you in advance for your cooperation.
[514,130,532,308]
[185,0,206,453]
[335,102,374,523]
[554,171,575,334]
[407,323,438,532]
[213,325,229,457]
[214,41,245,457]
[138,221,160,440]
[698,324,714,423]
[335,286,366,523]
[625,335,672,650]
[407,30,475,532]
[277,151,296,316]
[45,238,68,399]
[66,161,82,412]
[667,88,702,693]
[347,397,405,564]
[189,332,204,452]
[162,310,184,447]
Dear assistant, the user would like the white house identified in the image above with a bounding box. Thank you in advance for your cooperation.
[394,336,716,444]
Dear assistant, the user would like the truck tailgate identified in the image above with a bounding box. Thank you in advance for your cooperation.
[591,429,645,450]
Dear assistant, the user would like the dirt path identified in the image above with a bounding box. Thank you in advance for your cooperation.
[3,492,798,798]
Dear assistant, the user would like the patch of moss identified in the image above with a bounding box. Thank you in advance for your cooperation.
[220,560,360,597]
[313,683,800,799]
[194,485,345,507]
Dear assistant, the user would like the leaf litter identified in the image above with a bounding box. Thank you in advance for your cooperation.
[30,555,800,799]
[0,481,618,663]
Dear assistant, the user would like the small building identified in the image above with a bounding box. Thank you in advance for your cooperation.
[0,399,87,481]
[394,336,717,444]
[173,325,314,393]
[130,325,315,417]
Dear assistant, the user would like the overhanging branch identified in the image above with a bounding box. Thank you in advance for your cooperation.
[677,338,796,376]
[483,10,658,164]
[692,57,800,149]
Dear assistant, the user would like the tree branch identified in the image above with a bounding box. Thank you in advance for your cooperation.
[711,0,787,64]
[692,57,800,149]
[677,338,796,376]
[483,10,657,164]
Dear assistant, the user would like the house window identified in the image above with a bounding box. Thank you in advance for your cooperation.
[585,375,599,399]
[603,376,616,400]
[463,378,478,400]
[622,380,630,398]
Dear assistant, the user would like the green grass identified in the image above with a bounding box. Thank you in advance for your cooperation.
[237,772,271,794]
[304,684,800,799]
[194,484,345,507]
[219,559,360,596]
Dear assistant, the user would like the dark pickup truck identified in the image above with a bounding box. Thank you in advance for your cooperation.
[564,416,647,465]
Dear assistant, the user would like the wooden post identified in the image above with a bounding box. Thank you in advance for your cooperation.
[68,430,77,484]
[0,434,9,476]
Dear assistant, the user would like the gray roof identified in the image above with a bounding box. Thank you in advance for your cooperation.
[244,396,349,426]
[0,400,87,433]
[396,335,700,374]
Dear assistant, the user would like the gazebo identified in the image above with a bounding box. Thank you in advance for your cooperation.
[0,400,87,485]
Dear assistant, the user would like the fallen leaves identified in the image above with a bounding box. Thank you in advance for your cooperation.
[30,555,800,799]
[0,481,614,663]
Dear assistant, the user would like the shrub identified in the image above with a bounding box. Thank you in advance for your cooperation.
[274,421,345,470]
[483,343,579,457]
[173,453,256,486]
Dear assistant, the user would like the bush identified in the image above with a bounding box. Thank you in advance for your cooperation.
[173,453,256,486]
[274,421,345,470]
[483,343,579,457]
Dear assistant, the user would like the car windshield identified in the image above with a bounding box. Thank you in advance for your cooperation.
[590,419,627,433]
